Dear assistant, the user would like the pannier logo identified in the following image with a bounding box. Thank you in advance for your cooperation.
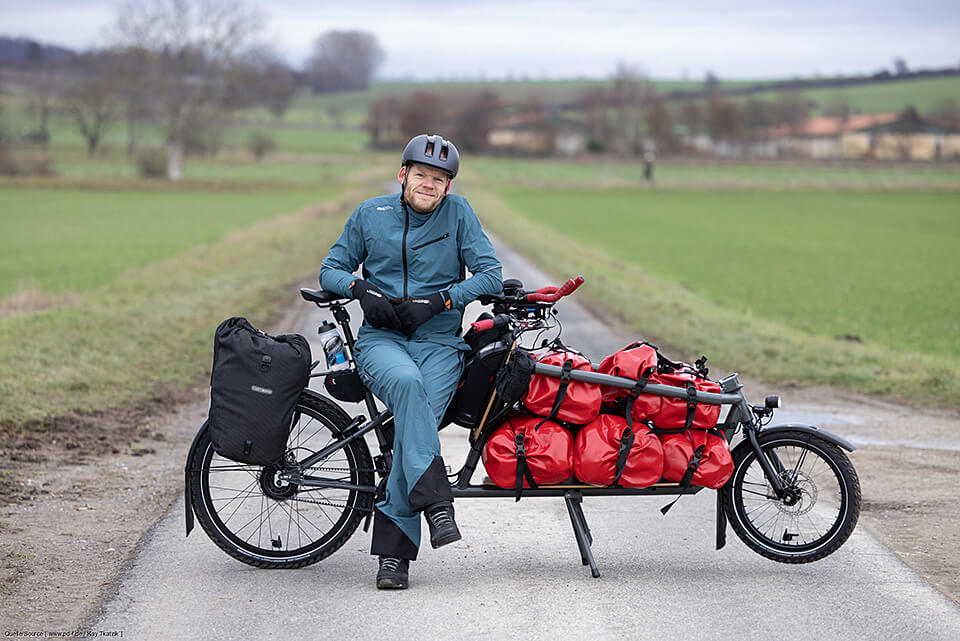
[251,385,274,395]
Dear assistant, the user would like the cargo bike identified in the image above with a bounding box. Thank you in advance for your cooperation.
[184,276,861,577]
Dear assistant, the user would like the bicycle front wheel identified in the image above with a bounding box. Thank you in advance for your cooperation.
[189,393,376,568]
[722,430,860,564]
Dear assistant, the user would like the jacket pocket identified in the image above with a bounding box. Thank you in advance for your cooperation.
[410,233,450,251]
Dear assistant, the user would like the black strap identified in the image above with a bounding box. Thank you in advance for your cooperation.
[623,367,655,431]
[514,432,538,502]
[612,427,635,486]
[534,359,573,432]
[684,381,698,430]
[661,440,708,515]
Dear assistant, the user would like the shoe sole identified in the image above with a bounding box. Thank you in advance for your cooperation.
[430,529,462,549]
[377,579,408,590]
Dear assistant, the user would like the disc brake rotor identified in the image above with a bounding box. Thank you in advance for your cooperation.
[773,469,818,516]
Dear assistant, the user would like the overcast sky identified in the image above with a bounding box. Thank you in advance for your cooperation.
[1,0,958,80]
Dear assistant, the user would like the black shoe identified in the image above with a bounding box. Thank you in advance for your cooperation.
[376,556,409,590]
[425,502,461,549]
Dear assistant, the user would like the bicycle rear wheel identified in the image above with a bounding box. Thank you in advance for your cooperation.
[189,392,376,568]
[722,430,860,564]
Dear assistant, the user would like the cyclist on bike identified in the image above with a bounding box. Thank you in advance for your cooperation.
[319,134,502,589]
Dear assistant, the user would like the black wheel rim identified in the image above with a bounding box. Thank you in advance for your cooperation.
[732,438,848,555]
[198,404,362,561]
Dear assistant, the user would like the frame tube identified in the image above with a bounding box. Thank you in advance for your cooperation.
[533,363,743,405]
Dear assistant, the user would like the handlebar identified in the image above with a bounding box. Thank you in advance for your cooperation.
[469,275,585,332]
[525,275,584,303]
[470,314,512,333]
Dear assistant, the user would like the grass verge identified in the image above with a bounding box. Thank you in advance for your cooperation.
[0,190,360,429]
[467,186,960,409]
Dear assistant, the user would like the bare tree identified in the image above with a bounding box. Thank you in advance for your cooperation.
[644,96,675,151]
[744,98,776,134]
[366,94,403,147]
[893,57,909,76]
[306,31,384,93]
[62,50,125,156]
[110,0,264,180]
[706,95,744,143]
[20,67,60,151]
[399,91,445,140]
[452,90,500,152]
[773,90,811,136]
[610,63,654,155]
[678,101,702,135]
[223,46,301,118]
[580,86,609,150]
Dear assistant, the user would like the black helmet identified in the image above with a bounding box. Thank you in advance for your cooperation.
[401,134,460,178]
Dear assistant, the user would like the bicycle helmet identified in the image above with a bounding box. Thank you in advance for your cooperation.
[401,134,460,178]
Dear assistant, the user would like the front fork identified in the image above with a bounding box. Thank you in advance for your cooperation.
[730,396,790,498]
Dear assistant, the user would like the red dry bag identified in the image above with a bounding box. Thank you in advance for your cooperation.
[574,414,663,487]
[523,351,601,425]
[482,415,574,500]
[650,368,722,430]
[658,429,733,489]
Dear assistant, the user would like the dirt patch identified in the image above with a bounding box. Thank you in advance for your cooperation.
[0,289,74,320]
[0,394,209,630]
[853,446,960,601]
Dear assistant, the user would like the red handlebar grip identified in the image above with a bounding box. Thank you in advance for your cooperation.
[557,275,584,297]
[471,319,495,332]
[525,275,585,303]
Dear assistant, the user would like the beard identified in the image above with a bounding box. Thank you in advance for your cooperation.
[402,180,445,213]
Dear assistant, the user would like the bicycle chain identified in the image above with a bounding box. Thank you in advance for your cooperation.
[282,466,377,512]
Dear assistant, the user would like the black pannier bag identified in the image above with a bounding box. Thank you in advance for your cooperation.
[208,317,311,465]
[447,318,513,428]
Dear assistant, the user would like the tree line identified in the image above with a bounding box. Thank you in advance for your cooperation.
[366,62,960,157]
[0,0,385,178]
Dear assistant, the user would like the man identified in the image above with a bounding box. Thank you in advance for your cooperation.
[319,134,502,589]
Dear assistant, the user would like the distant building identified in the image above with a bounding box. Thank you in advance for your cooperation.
[487,113,587,156]
[766,111,959,161]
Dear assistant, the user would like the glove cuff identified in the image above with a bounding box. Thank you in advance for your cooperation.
[431,290,452,314]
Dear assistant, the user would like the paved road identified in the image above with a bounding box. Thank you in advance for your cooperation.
[92,235,960,640]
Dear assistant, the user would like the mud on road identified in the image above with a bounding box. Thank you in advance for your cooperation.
[1,339,959,632]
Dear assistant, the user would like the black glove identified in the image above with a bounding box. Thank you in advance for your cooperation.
[350,279,401,330]
[395,291,451,335]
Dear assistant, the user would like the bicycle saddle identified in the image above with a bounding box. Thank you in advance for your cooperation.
[300,288,349,304]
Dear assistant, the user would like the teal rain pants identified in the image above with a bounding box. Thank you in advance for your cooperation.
[354,330,465,560]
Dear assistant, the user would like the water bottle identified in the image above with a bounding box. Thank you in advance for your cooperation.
[317,321,347,369]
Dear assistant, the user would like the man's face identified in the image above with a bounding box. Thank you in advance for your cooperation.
[399,163,451,213]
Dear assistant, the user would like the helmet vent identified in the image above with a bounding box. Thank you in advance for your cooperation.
[439,145,448,160]
[424,141,435,157]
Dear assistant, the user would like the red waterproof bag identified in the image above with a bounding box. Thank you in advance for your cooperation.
[597,342,658,403]
[574,415,663,487]
[482,415,573,497]
[523,351,601,424]
[658,429,733,489]
[650,369,722,430]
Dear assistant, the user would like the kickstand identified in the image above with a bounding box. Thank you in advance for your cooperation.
[564,490,600,578]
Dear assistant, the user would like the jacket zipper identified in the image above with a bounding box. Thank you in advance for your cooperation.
[401,206,410,298]
[410,233,450,251]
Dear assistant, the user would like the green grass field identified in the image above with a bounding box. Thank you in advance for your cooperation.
[0,186,342,298]
[491,187,960,359]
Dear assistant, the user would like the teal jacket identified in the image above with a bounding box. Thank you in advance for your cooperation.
[319,193,503,347]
